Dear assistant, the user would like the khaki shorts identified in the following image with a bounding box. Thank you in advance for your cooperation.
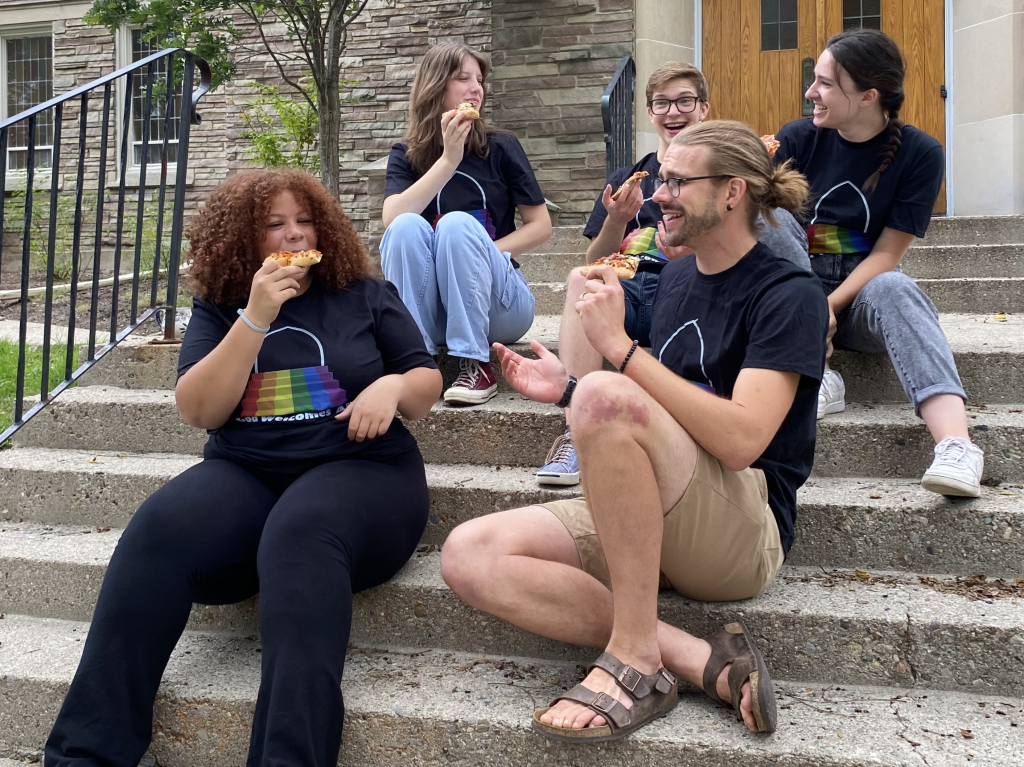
[541,445,784,602]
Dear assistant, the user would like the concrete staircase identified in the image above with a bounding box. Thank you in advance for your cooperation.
[1,216,1022,765]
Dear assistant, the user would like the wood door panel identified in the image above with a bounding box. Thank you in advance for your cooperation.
[701,0,947,212]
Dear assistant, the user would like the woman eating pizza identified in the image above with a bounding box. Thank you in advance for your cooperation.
[380,42,552,405]
[44,169,442,765]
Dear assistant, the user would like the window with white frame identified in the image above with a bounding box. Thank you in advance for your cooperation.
[116,27,184,169]
[1,30,54,171]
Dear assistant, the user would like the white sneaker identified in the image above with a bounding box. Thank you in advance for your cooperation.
[920,437,984,498]
[817,369,846,419]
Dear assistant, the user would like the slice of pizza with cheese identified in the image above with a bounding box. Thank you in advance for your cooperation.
[610,170,649,201]
[264,249,323,267]
[579,254,640,280]
[761,134,780,158]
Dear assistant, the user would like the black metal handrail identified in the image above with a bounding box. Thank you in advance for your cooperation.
[601,55,636,178]
[0,48,212,444]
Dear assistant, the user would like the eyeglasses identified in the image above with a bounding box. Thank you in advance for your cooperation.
[648,96,702,115]
[653,175,731,198]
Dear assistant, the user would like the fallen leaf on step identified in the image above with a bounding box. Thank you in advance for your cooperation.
[960,729,974,739]
[543,676,560,684]
[869,493,881,499]
[993,313,1007,321]
[855,570,871,580]
[88,456,103,464]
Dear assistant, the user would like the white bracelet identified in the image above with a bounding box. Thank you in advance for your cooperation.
[236,308,269,334]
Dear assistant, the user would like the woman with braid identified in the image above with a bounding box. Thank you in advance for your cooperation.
[775,28,984,498]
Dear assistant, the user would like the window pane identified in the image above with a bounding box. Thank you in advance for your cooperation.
[780,0,798,23]
[863,15,881,29]
[5,36,53,168]
[779,21,798,50]
[843,17,860,30]
[761,0,779,24]
[762,23,780,51]
[864,0,881,14]
[843,0,861,16]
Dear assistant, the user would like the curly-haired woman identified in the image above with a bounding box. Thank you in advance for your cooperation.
[44,170,442,765]
[775,28,985,497]
[380,42,551,405]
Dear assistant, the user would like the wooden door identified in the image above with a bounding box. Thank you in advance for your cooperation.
[701,0,946,212]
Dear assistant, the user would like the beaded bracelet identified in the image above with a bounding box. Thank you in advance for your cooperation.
[619,339,640,373]
[236,308,270,334]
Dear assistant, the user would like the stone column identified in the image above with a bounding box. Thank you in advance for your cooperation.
[951,0,1024,215]
[634,0,697,161]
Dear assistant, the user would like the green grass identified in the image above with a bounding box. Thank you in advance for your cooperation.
[0,339,78,440]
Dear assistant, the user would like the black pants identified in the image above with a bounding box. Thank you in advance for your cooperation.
[44,448,429,767]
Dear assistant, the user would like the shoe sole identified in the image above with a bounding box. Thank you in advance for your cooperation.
[536,472,580,486]
[921,474,982,498]
[816,400,845,420]
[443,386,498,405]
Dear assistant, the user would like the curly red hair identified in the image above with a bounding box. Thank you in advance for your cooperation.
[187,169,371,305]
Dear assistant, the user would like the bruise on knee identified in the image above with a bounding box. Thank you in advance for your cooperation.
[575,392,650,431]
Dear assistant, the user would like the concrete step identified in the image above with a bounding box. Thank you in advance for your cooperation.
[527,277,1023,316]
[2,614,1018,766]
[13,388,1024,481]
[82,313,1024,406]
[0,528,1020,696]
[517,244,1024,284]
[535,216,1022,255]
[1,450,1021,576]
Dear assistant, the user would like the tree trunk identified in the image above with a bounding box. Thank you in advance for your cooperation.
[318,11,344,198]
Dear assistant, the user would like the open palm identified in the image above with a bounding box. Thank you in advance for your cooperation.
[492,340,568,404]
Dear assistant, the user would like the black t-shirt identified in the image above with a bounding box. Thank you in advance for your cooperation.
[384,131,546,242]
[775,119,943,254]
[583,152,664,265]
[178,278,437,466]
[649,243,829,553]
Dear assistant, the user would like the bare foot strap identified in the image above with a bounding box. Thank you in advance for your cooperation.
[548,683,633,729]
[590,652,676,699]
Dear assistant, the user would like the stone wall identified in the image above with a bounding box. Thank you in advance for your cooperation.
[3,0,636,270]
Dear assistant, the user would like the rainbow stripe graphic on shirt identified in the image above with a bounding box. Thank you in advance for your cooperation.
[805,223,874,255]
[434,209,496,240]
[240,366,347,417]
[619,226,663,260]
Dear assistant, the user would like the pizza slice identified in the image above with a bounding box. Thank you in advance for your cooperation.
[761,134,780,158]
[579,254,640,280]
[609,170,649,201]
[456,102,480,120]
[264,249,323,267]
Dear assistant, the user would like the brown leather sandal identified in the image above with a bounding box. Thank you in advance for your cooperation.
[531,651,679,743]
[702,621,778,733]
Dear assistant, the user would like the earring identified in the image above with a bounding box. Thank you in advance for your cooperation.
[726,204,733,211]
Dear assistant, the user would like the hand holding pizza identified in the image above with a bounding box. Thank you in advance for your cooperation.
[440,109,473,167]
[601,175,645,226]
[492,340,569,405]
[243,258,307,329]
[575,266,630,361]
[335,374,404,441]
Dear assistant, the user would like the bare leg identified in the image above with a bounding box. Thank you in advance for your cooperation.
[919,393,970,442]
[442,372,759,731]
[559,268,605,382]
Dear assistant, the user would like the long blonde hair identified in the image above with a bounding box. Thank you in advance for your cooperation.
[672,120,808,228]
[403,43,497,174]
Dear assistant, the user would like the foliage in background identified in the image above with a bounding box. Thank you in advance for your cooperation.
[85,0,374,196]
[240,80,321,173]
[0,339,78,443]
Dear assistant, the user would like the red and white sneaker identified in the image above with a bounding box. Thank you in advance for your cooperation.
[444,357,498,405]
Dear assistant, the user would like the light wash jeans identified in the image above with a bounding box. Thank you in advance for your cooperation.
[380,212,535,361]
[811,253,966,414]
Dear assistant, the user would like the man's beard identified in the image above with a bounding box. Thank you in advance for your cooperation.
[661,197,721,248]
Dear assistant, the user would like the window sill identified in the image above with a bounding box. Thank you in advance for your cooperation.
[107,167,194,190]
[4,170,63,194]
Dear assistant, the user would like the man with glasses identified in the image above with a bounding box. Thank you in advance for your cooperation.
[440,120,828,740]
[535,62,809,486]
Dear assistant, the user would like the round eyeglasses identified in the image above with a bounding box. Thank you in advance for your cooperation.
[648,96,702,115]
[653,175,731,198]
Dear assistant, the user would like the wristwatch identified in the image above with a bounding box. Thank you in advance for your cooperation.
[556,376,578,408]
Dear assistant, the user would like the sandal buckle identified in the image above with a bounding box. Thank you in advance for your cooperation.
[618,666,642,693]
[591,692,616,713]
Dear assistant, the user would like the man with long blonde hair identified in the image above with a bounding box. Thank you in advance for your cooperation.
[442,121,829,743]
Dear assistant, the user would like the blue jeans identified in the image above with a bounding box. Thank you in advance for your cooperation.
[621,268,660,347]
[380,212,535,361]
[810,253,965,413]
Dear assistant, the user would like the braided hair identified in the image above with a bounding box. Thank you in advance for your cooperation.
[826,29,905,193]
